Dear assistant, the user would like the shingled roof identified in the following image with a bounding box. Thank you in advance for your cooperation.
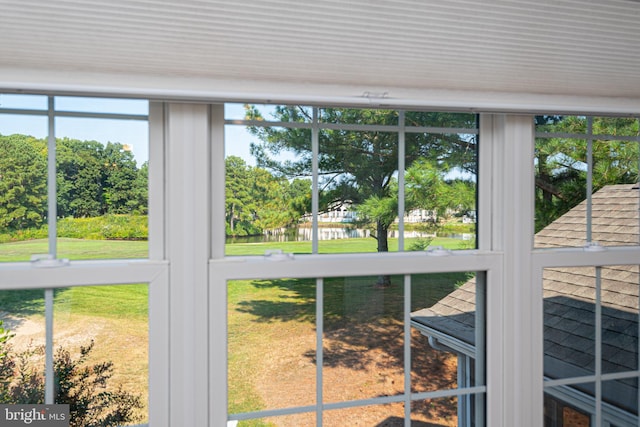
[412,184,640,414]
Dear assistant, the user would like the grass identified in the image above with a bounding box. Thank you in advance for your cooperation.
[0,238,149,262]
[0,235,471,261]
[225,236,470,256]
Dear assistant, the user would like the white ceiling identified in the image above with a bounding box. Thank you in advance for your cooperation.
[1,0,640,111]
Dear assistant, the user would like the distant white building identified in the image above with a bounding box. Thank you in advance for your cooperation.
[307,203,475,225]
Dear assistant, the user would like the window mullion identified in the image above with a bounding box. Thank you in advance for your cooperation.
[45,95,55,405]
[312,107,319,254]
[398,111,406,252]
[491,114,539,427]
[165,102,211,427]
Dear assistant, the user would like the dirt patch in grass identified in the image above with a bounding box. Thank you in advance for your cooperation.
[247,320,458,427]
[229,275,463,427]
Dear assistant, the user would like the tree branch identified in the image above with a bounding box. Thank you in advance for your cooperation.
[535,177,566,200]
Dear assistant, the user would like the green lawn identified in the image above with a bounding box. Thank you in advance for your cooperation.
[225,235,470,256]
[0,238,149,262]
[0,235,471,261]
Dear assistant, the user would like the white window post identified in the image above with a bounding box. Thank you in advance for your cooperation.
[164,103,212,426]
[488,114,541,427]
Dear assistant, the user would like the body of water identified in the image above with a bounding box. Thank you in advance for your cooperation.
[226,226,474,244]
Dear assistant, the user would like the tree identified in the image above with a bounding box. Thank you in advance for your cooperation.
[246,106,477,253]
[56,138,148,218]
[56,138,106,217]
[0,134,47,230]
[225,156,312,236]
[225,156,260,236]
[535,116,639,231]
[131,161,149,215]
[103,142,143,214]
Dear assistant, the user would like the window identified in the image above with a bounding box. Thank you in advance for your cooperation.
[0,95,166,427]
[534,115,640,427]
[222,106,487,426]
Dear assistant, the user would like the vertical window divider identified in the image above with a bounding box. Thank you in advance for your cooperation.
[312,108,319,254]
[45,95,56,405]
[475,271,486,426]
[595,266,602,426]
[637,119,640,422]
[586,117,594,243]
[315,277,324,427]
[403,274,411,427]
[398,111,406,252]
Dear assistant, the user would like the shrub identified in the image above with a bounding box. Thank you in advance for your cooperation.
[0,321,143,427]
[57,215,148,240]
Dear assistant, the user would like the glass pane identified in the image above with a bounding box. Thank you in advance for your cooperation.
[225,125,312,256]
[324,402,406,426]
[544,392,591,427]
[534,115,640,247]
[601,265,638,376]
[411,396,476,426]
[0,287,46,352]
[404,132,477,252]
[406,111,477,129]
[226,103,313,123]
[603,378,638,418]
[593,117,639,137]
[411,272,483,393]
[0,289,46,403]
[236,412,316,426]
[534,136,588,239]
[544,267,596,379]
[0,120,49,259]
[323,275,403,402]
[0,285,147,426]
[0,114,48,138]
[0,93,48,110]
[54,284,148,426]
[227,278,316,413]
[54,96,148,115]
[319,107,399,126]
[591,182,639,247]
[55,116,149,260]
[318,128,398,254]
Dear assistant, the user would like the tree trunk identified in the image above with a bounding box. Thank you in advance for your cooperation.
[375,220,391,287]
[230,203,235,232]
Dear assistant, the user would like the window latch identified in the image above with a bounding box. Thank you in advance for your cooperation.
[583,241,605,252]
[425,246,452,256]
[30,254,70,268]
[264,249,294,261]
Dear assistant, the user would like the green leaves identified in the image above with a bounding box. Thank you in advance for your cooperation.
[0,135,47,230]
